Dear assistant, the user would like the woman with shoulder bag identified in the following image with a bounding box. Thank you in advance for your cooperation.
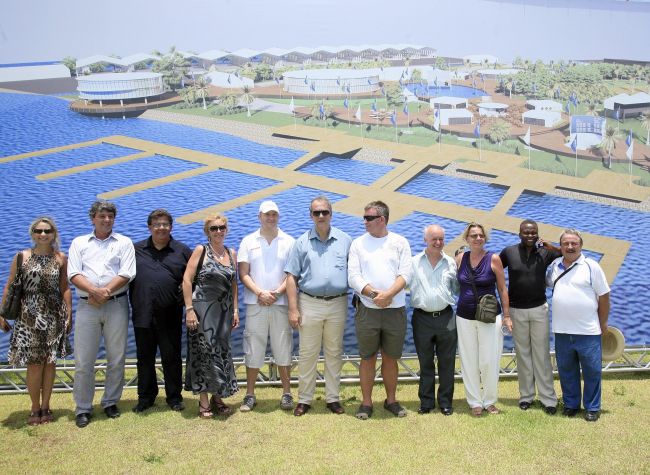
[0,217,72,425]
[455,222,511,417]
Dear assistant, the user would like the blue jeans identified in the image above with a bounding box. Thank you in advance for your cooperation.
[554,333,602,411]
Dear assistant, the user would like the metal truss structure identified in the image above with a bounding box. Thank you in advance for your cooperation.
[1,346,648,394]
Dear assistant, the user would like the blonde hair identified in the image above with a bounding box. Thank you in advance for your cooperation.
[203,213,229,236]
[29,216,61,250]
[462,222,489,242]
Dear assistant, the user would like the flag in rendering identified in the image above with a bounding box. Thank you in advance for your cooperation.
[304,76,308,85]
[310,82,316,92]
[346,84,351,94]
[381,86,386,97]
[289,97,295,114]
[390,110,397,126]
[371,100,377,112]
[523,127,531,146]
[615,108,621,120]
[234,70,239,78]
[319,102,325,119]
[403,102,409,115]
[336,77,341,86]
[433,107,440,132]
[354,104,361,121]
[626,130,633,147]
[367,78,372,85]
[434,77,438,87]
[274,77,280,84]
[570,136,578,152]
[227,74,231,84]
[626,140,634,161]
[474,122,480,138]
[571,93,578,106]
[343,97,349,109]
[565,102,570,114]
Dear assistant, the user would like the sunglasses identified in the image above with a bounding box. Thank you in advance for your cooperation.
[32,228,54,235]
[151,222,171,229]
[311,210,331,217]
[363,215,382,222]
[209,225,227,232]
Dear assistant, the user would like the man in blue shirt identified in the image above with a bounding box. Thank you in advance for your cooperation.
[409,224,459,415]
[285,196,352,416]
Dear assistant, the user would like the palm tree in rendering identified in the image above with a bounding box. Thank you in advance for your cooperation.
[640,111,650,146]
[598,125,621,169]
[194,75,211,110]
[586,102,599,117]
[487,120,510,150]
[239,86,255,117]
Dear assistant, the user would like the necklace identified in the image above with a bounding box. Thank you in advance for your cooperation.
[209,242,226,260]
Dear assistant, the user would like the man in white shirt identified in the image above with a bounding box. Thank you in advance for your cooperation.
[409,225,458,416]
[238,200,295,412]
[348,200,412,419]
[546,228,610,422]
[68,201,136,428]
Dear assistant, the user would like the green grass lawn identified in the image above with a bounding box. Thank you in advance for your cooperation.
[1,374,648,473]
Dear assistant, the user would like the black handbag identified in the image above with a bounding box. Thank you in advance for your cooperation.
[0,251,24,321]
[467,258,498,324]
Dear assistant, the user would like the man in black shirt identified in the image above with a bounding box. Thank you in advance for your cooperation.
[129,209,191,413]
[500,219,560,414]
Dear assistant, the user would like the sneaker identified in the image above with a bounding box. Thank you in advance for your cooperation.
[240,394,257,412]
[280,393,294,410]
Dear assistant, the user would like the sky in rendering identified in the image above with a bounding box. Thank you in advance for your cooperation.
[1,0,648,64]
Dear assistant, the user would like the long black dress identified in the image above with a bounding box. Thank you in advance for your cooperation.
[184,245,238,397]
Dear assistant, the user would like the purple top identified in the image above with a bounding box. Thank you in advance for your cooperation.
[457,251,501,320]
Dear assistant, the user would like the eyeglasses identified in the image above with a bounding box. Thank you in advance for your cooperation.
[209,225,227,232]
[32,228,54,235]
[363,215,382,222]
[468,233,485,239]
[311,210,331,217]
[151,223,171,229]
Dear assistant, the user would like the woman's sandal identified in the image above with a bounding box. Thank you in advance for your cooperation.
[40,408,53,424]
[471,406,483,417]
[198,403,213,419]
[486,405,501,415]
[28,410,41,426]
[211,395,232,416]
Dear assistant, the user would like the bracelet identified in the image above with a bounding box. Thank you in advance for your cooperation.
[186,306,194,312]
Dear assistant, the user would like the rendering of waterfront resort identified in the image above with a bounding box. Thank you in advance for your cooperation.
[1,0,650,470]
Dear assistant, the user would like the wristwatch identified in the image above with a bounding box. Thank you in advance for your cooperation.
[273,291,281,299]
[368,291,378,299]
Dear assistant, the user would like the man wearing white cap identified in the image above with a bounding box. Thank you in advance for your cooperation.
[238,200,295,412]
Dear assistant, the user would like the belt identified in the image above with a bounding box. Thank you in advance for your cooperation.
[79,291,127,301]
[301,291,348,301]
[415,306,452,317]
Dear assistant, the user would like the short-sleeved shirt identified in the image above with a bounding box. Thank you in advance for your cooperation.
[284,226,352,297]
[129,236,192,327]
[409,251,458,312]
[67,231,136,297]
[500,243,561,309]
[237,228,295,305]
[547,254,610,335]
[348,231,412,309]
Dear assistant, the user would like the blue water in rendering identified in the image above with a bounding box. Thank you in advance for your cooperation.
[1,91,648,362]
[398,173,507,211]
[406,84,487,98]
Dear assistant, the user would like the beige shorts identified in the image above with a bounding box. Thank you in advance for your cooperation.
[243,304,293,368]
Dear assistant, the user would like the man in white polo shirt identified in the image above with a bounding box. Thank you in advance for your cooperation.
[238,200,295,412]
[546,228,610,422]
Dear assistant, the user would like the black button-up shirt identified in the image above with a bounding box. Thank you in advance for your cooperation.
[500,243,561,309]
[129,236,192,328]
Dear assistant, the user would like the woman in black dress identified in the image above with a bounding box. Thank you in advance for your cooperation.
[182,213,239,418]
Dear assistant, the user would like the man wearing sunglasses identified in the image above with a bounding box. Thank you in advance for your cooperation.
[285,196,352,416]
[348,200,412,419]
[67,201,136,428]
[238,200,295,412]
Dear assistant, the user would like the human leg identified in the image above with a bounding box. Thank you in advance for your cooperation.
[355,304,381,406]
[156,311,184,405]
[456,316,482,409]
[434,310,457,409]
[321,297,347,404]
[576,335,602,412]
[297,295,324,404]
[554,333,581,410]
[378,307,407,404]
[511,307,535,403]
[73,301,102,415]
[26,363,44,413]
[529,303,557,407]
[134,326,159,405]
[101,298,129,408]
[381,353,399,404]
[477,315,503,408]
[412,310,436,409]
[268,305,293,395]
[242,304,270,397]
[359,355,377,406]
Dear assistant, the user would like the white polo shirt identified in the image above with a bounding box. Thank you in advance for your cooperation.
[546,254,610,335]
[237,228,295,305]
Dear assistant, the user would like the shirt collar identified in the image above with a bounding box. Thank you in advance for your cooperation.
[144,236,174,251]
[89,231,116,242]
[308,226,335,242]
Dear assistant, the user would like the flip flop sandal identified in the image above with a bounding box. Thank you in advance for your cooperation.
[211,395,232,416]
[471,406,484,417]
[486,405,501,415]
[40,409,53,424]
[198,403,213,419]
[383,400,407,417]
[28,410,41,426]
[355,404,373,420]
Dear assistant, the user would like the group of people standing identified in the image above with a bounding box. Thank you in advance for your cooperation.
[0,197,610,427]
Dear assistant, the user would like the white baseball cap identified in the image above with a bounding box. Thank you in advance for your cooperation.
[259,200,280,214]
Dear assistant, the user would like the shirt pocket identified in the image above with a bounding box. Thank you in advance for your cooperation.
[334,252,347,269]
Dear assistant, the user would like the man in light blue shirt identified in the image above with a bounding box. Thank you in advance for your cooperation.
[285,196,352,416]
[409,224,458,415]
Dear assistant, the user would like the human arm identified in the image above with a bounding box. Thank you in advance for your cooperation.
[285,273,301,329]
[597,293,610,333]
[491,253,511,331]
[372,276,407,308]
[231,249,239,329]
[58,253,73,334]
[0,252,22,331]
[182,245,204,331]
[238,261,277,306]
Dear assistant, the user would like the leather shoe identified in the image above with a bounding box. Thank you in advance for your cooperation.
[75,413,91,428]
[104,405,121,419]
[169,401,185,412]
[584,411,600,422]
[417,407,432,414]
[519,401,532,411]
[326,401,344,414]
[132,401,154,413]
[440,407,454,416]
[562,407,579,418]
[543,405,557,415]
[293,403,310,416]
